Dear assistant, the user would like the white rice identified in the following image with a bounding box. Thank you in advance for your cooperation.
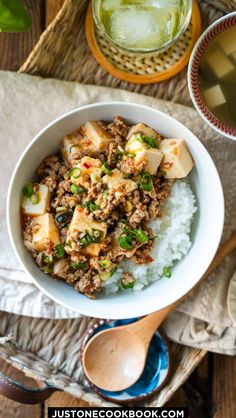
[103,179,197,294]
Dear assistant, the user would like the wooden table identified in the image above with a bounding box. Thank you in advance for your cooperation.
[0,1,235,417]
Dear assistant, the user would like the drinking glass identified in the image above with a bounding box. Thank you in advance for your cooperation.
[92,0,192,54]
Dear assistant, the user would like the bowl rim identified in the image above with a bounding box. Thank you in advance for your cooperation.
[188,11,236,141]
[6,101,225,318]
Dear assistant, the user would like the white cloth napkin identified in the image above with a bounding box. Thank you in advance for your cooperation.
[1,71,236,353]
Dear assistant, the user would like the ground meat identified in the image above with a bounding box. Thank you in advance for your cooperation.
[106,115,129,143]
[119,156,146,175]
[107,142,119,167]
[74,272,101,298]
[129,203,149,225]
[60,227,68,243]
[131,240,154,265]
[86,182,102,201]
[121,272,135,285]
[37,155,66,179]
[51,194,78,209]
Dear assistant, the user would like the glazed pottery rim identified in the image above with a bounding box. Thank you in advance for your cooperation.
[80,318,172,405]
[188,11,236,140]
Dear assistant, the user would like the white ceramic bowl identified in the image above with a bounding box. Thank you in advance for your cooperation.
[7,102,224,319]
[188,12,236,140]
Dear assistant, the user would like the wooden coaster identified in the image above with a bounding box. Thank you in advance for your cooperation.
[85,0,201,84]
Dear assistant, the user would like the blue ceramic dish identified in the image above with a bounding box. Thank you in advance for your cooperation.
[81,318,171,404]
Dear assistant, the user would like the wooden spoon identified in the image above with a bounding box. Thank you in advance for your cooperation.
[82,233,236,392]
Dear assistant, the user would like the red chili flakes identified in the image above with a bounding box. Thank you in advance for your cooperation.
[145,255,154,264]
[83,162,91,169]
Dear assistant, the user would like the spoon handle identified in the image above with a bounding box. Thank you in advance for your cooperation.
[133,305,175,347]
[132,232,236,348]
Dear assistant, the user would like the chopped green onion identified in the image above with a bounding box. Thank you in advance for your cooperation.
[30,193,39,205]
[121,227,148,242]
[102,190,109,199]
[65,241,72,247]
[135,134,159,149]
[92,229,104,243]
[157,170,167,178]
[43,265,53,274]
[118,235,133,250]
[56,206,67,213]
[127,153,136,158]
[99,259,111,269]
[99,271,112,281]
[80,229,104,247]
[70,261,88,271]
[120,277,135,289]
[69,145,75,153]
[85,200,100,212]
[135,229,148,243]
[90,173,101,183]
[125,201,133,212]
[80,233,93,247]
[163,266,172,278]
[43,255,51,264]
[55,244,64,258]
[70,184,84,194]
[69,167,81,179]
[101,161,112,175]
[116,145,125,155]
[22,183,34,197]
[140,171,153,191]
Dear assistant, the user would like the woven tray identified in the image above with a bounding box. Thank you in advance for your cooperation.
[1,0,235,408]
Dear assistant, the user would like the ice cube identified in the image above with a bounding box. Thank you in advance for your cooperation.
[102,0,122,12]
[203,84,226,108]
[109,6,161,48]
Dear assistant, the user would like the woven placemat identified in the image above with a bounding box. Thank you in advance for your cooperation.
[0,0,234,408]
[85,0,201,84]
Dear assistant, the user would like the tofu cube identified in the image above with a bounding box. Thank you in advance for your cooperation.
[66,207,107,256]
[126,135,163,174]
[32,213,60,252]
[203,84,226,108]
[159,139,194,179]
[205,49,234,79]
[61,131,97,166]
[71,157,102,187]
[21,184,50,216]
[218,27,236,56]
[102,169,137,198]
[127,123,160,140]
[81,121,112,151]
[231,50,236,63]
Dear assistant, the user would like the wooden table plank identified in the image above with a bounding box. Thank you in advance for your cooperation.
[0,0,44,71]
[212,354,236,418]
[45,392,91,415]
[45,0,65,26]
